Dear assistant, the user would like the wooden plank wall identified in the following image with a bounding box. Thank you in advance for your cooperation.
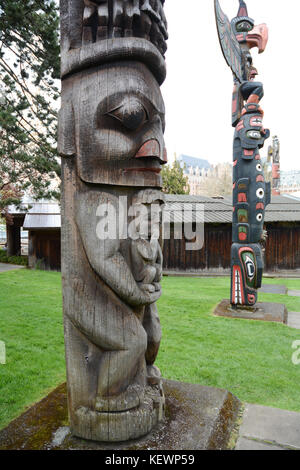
[27,223,300,272]
[163,223,300,272]
[163,224,232,271]
[265,223,300,271]
[28,230,61,271]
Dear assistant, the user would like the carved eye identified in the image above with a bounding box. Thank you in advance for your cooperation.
[256,164,262,172]
[236,21,253,32]
[256,213,263,222]
[107,98,149,131]
[256,188,264,199]
[247,130,261,140]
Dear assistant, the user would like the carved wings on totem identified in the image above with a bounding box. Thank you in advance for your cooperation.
[214,0,243,83]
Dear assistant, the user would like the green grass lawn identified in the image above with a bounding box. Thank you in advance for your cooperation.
[0,269,299,430]
[157,276,300,413]
[0,270,65,430]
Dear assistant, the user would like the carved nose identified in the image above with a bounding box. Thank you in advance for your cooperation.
[135,139,168,163]
[246,23,268,53]
[135,139,160,159]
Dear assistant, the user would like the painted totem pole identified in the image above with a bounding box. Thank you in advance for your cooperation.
[271,136,281,196]
[59,0,168,442]
[215,0,271,306]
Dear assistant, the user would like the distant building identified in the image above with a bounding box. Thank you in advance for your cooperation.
[12,193,300,274]
[23,202,61,271]
[176,154,211,195]
[0,225,6,244]
[6,197,60,269]
[280,170,300,194]
[163,194,300,274]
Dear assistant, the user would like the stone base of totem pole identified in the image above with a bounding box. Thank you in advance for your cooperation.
[0,380,241,451]
[214,299,288,324]
[71,385,165,443]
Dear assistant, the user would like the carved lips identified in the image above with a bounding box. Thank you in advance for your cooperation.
[246,24,268,53]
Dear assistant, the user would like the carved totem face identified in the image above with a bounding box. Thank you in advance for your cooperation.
[60,61,166,187]
[231,244,263,305]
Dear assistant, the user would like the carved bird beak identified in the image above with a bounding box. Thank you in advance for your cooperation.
[135,139,168,164]
[246,23,268,53]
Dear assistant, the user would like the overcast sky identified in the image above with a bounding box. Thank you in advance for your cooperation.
[162,0,300,170]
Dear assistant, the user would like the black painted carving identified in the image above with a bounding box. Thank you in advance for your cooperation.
[215,0,270,306]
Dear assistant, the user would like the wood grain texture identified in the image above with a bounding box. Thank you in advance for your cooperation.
[59,0,167,442]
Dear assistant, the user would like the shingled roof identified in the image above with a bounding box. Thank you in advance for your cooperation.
[19,194,300,228]
[164,194,300,224]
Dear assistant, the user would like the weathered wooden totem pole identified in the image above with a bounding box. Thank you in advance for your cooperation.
[215,0,271,306]
[58,0,168,442]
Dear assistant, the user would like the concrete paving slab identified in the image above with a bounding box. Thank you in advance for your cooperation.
[214,300,288,324]
[259,284,287,295]
[0,263,24,272]
[0,381,241,450]
[236,437,283,450]
[238,404,300,450]
[288,290,300,297]
[288,312,300,329]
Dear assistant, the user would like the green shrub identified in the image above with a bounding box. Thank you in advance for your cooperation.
[0,249,28,266]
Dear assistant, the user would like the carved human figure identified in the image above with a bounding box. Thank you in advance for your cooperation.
[59,0,167,442]
[130,189,164,377]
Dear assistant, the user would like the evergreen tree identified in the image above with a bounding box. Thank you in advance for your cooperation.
[161,160,190,195]
[0,0,60,216]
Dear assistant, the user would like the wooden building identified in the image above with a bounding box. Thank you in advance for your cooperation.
[23,202,61,271]
[15,194,300,274]
[163,194,300,274]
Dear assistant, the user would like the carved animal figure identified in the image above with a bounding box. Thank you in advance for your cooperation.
[215,0,271,306]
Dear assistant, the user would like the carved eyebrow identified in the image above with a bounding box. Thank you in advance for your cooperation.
[97,91,164,116]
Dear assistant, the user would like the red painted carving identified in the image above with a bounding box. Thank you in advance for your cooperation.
[238,193,247,203]
[247,294,256,304]
[272,164,280,179]
[246,24,268,53]
[135,139,160,159]
[236,120,245,132]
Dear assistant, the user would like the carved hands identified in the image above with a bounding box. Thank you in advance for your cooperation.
[75,190,162,309]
